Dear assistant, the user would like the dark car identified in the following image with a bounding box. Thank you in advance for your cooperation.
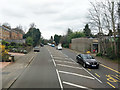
[34,46,40,52]
[40,43,44,47]
[76,54,99,69]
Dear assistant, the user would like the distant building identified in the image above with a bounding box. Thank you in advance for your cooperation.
[0,25,25,43]
[0,26,11,40]
[71,38,99,53]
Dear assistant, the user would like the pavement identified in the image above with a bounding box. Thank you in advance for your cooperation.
[2,46,120,89]
[0,52,25,69]
[2,50,37,89]
[0,62,11,69]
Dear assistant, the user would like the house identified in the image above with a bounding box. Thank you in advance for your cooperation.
[0,26,11,40]
[0,25,25,43]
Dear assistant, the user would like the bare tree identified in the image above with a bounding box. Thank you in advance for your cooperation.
[88,1,106,54]
[88,0,119,56]
[29,23,36,29]
[2,22,11,29]
[101,0,118,56]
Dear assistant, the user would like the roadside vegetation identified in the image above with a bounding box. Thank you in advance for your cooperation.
[23,23,41,47]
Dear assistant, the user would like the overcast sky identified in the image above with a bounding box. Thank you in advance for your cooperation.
[0,0,92,39]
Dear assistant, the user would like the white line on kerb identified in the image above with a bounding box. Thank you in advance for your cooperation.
[82,67,102,83]
[56,69,63,90]
[63,81,90,89]
[59,70,94,80]
[57,64,82,70]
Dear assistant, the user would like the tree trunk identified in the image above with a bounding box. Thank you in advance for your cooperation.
[111,2,117,56]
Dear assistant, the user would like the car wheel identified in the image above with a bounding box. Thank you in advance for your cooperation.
[96,66,99,69]
[77,60,79,63]
[83,63,86,68]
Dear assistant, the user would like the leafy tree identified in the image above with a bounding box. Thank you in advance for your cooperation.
[26,37,33,46]
[50,36,53,43]
[60,28,85,48]
[23,25,41,47]
[67,28,73,35]
[83,24,91,37]
[54,34,61,45]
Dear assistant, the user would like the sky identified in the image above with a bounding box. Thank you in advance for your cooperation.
[0,0,92,39]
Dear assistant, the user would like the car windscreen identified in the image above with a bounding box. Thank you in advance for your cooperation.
[81,54,94,59]
[34,47,39,49]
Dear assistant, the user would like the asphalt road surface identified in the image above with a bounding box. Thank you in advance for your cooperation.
[9,46,120,89]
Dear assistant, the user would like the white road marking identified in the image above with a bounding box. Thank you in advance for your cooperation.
[56,69,63,90]
[52,59,56,67]
[53,57,66,60]
[63,53,102,83]
[63,81,90,89]
[59,70,94,80]
[55,60,77,64]
[57,64,82,70]
[64,54,68,57]
[51,55,53,58]
[47,47,63,90]
[82,67,102,83]
[69,58,76,63]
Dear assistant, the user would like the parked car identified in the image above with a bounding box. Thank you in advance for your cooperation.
[57,45,62,50]
[40,43,44,47]
[34,46,40,52]
[51,44,55,47]
[76,54,99,69]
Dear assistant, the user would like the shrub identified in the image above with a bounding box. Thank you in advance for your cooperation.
[96,53,102,56]
[63,44,69,48]
[106,48,116,59]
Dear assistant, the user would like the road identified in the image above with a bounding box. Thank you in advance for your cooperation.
[8,46,119,89]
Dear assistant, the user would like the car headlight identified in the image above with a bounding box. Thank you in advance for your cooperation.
[86,62,90,65]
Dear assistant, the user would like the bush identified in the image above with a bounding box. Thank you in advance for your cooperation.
[63,44,69,48]
[96,53,102,56]
[106,48,116,59]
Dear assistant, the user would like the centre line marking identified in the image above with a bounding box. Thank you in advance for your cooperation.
[107,82,116,88]
[53,57,66,60]
[63,81,91,90]
[95,73,100,78]
[100,64,120,74]
[55,60,77,64]
[56,69,63,90]
[57,64,82,70]
[59,70,94,80]
[52,59,56,67]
